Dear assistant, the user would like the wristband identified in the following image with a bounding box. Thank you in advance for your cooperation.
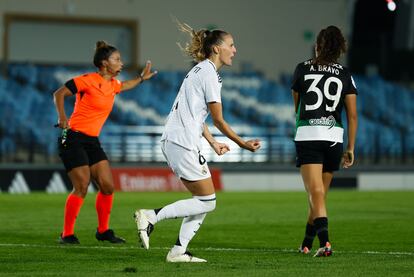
[139,74,145,83]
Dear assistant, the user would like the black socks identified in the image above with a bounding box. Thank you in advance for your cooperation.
[301,222,316,249]
[314,217,329,247]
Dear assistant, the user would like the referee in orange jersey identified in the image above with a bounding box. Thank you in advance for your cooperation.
[53,41,157,244]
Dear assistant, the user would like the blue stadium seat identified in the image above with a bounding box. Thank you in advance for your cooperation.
[2,64,414,161]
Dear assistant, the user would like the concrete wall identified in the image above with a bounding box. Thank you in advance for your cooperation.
[0,0,352,80]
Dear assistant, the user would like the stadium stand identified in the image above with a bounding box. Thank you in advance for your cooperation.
[1,63,413,163]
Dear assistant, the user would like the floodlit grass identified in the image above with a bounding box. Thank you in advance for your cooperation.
[0,191,413,276]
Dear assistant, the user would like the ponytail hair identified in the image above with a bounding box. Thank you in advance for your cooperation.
[315,26,347,64]
[176,21,229,62]
[93,40,118,68]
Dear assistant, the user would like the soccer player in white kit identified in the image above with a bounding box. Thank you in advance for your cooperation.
[134,22,261,262]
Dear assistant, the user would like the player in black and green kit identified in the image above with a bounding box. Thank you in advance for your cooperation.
[291,26,358,257]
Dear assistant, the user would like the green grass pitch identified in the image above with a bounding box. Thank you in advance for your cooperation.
[0,190,413,276]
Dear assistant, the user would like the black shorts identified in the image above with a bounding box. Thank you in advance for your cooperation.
[58,129,108,172]
[295,140,343,172]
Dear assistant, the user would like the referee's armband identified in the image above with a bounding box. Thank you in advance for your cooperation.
[65,79,78,94]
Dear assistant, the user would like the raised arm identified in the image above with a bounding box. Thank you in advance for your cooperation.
[53,86,73,129]
[121,61,158,92]
[208,102,260,152]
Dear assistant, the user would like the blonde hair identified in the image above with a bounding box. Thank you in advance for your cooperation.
[176,21,229,62]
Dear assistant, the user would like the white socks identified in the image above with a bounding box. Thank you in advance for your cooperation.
[178,213,207,248]
[143,194,216,255]
[150,194,216,223]
[171,213,207,255]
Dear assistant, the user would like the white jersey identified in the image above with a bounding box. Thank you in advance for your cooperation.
[161,59,222,150]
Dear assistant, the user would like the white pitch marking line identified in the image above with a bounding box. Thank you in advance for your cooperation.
[0,243,413,256]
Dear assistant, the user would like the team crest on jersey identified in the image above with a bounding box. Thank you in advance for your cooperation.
[217,73,222,83]
[309,115,336,129]
[201,165,208,175]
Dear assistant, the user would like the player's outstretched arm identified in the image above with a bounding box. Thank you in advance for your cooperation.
[121,60,158,91]
[202,124,230,156]
[208,102,261,152]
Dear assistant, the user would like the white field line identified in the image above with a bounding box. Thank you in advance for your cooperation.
[0,243,413,257]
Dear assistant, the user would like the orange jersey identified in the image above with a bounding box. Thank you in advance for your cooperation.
[66,72,122,137]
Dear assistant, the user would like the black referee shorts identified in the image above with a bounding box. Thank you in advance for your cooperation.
[295,140,343,172]
[58,129,108,172]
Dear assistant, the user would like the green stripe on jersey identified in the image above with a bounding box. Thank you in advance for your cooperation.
[295,100,302,135]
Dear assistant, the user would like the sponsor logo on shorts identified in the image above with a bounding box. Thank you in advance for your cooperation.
[309,116,336,129]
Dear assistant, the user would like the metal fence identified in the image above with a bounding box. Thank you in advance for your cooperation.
[1,125,413,165]
[99,126,296,164]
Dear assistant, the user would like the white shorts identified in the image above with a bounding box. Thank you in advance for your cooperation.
[161,140,211,181]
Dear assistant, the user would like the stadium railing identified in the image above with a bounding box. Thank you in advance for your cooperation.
[2,63,414,164]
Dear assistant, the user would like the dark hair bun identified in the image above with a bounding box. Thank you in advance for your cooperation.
[96,41,108,50]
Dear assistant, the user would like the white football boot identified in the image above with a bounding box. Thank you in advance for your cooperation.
[166,250,207,263]
[134,209,154,250]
